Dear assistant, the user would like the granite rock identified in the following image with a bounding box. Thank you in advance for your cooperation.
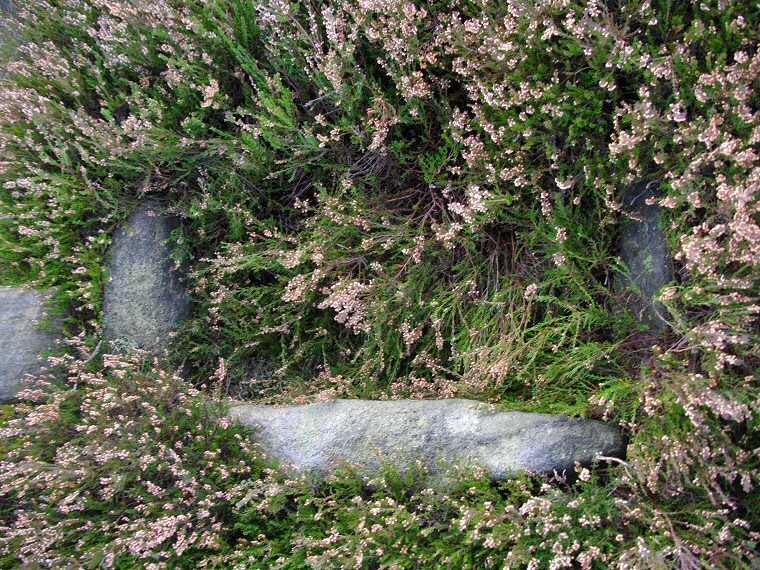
[618,180,675,330]
[103,202,190,352]
[0,287,63,403]
[229,398,624,481]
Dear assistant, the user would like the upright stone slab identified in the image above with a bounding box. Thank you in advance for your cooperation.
[0,1,16,74]
[618,180,674,330]
[0,287,63,403]
[103,202,190,352]
[229,399,624,481]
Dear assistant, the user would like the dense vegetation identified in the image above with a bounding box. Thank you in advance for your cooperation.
[0,0,758,567]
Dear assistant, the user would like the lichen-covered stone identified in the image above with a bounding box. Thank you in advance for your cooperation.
[103,202,190,352]
[0,287,62,403]
[229,399,624,481]
[618,180,675,330]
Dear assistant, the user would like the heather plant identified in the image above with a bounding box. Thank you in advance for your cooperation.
[0,341,265,568]
[0,0,759,567]
[172,0,635,406]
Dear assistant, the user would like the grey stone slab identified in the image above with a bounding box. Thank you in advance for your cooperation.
[229,398,624,481]
[103,202,190,352]
[0,1,16,71]
[0,287,63,403]
[618,180,674,330]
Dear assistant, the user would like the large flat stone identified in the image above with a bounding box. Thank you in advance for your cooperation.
[103,202,191,352]
[0,287,63,403]
[229,399,624,480]
[618,180,674,330]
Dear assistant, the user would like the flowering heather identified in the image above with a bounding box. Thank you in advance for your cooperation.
[0,0,759,567]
